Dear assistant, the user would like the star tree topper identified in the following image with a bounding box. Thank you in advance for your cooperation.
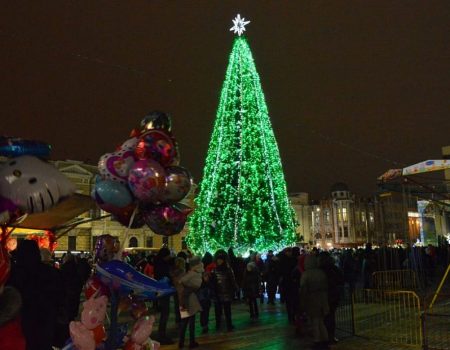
[230,14,250,36]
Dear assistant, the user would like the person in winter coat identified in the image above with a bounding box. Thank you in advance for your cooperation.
[242,262,261,318]
[60,252,83,322]
[0,243,26,350]
[177,256,203,349]
[198,252,213,334]
[264,252,279,305]
[8,240,64,350]
[210,250,238,331]
[299,255,329,350]
[153,247,175,345]
[319,252,345,344]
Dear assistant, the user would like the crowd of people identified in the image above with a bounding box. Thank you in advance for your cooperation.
[1,238,449,350]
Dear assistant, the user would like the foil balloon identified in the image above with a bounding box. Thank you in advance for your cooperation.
[140,111,172,132]
[0,156,75,214]
[130,298,148,320]
[0,136,51,158]
[142,204,188,236]
[94,234,120,264]
[113,204,145,229]
[160,166,192,203]
[98,149,137,185]
[84,275,110,299]
[120,137,139,152]
[96,260,175,299]
[135,130,178,167]
[0,196,21,226]
[94,180,133,208]
[128,159,166,204]
[80,295,108,331]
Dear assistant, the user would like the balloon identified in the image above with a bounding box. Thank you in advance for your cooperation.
[69,321,96,350]
[98,150,137,185]
[118,295,133,314]
[94,234,120,264]
[160,166,192,203]
[0,196,21,226]
[5,237,17,252]
[94,180,133,208]
[131,298,148,320]
[113,204,145,229]
[128,160,166,203]
[80,295,108,330]
[140,111,172,132]
[84,275,109,299]
[0,136,51,158]
[0,156,75,214]
[135,130,178,167]
[96,260,175,299]
[120,137,139,152]
[142,204,188,236]
[131,316,155,344]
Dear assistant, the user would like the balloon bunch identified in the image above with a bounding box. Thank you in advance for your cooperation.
[94,111,193,236]
[69,295,108,350]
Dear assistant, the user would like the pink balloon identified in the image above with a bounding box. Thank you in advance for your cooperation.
[70,321,96,350]
[131,316,155,345]
[81,295,108,330]
[159,166,192,203]
[128,159,166,203]
[98,150,137,185]
[142,204,188,236]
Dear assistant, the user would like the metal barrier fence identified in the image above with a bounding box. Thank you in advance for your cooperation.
[372,269,418,291]
[335,286,355,337]
[353,289,422,347]
[422,312,450,350]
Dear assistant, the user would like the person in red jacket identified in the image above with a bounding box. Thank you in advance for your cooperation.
[0,243,26,350]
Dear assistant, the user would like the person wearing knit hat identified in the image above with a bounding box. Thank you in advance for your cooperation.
[177,256,203,348]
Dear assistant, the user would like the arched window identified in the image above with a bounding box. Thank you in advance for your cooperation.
[129,237,138,248]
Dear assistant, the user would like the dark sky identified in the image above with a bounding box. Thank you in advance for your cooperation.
[1,1,449,199]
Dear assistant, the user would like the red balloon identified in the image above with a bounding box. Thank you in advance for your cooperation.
[135,130,178,167]
[84,276,109,299]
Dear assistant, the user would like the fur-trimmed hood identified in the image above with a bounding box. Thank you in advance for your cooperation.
[0,286,22,326]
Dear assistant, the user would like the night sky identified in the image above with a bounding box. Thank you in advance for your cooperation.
[1,1,449,199]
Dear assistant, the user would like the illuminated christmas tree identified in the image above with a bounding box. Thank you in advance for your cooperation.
[187,15,296,255]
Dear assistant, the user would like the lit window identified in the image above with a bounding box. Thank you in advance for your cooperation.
[343,208,348,221]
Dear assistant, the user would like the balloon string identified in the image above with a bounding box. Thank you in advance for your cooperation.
[115,206,138,260]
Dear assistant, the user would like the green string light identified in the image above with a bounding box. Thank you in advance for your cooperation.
[187,36,297,255]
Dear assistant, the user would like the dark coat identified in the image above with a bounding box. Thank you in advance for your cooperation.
[242,269,261,298]
[0,286,26,350]
[264,257,280,293]
[210,265,238,302]
[8,240,64,350]
[320,254,345,308]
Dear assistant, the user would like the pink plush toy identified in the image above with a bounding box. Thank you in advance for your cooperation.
[69,322,96,350]
[124,315,160,350]
[70,295,108,349]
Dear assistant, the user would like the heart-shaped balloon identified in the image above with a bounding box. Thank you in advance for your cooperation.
[98,150,137,184]
[120,137,139,152]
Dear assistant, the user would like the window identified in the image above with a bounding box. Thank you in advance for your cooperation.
[369,213,374,223]
[361,212,366,223]
[128,237,138,248]
[343,227,349,238]
[324,210,330,224]
[337,208,342,222]
[146,236,154,248]
[342,208,348,222]
[163,236,169,246]
[68,236,77,251]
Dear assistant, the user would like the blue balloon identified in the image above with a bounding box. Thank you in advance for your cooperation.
[0,136,51,158]
[96,260,175,300]
[95,180,133,208]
